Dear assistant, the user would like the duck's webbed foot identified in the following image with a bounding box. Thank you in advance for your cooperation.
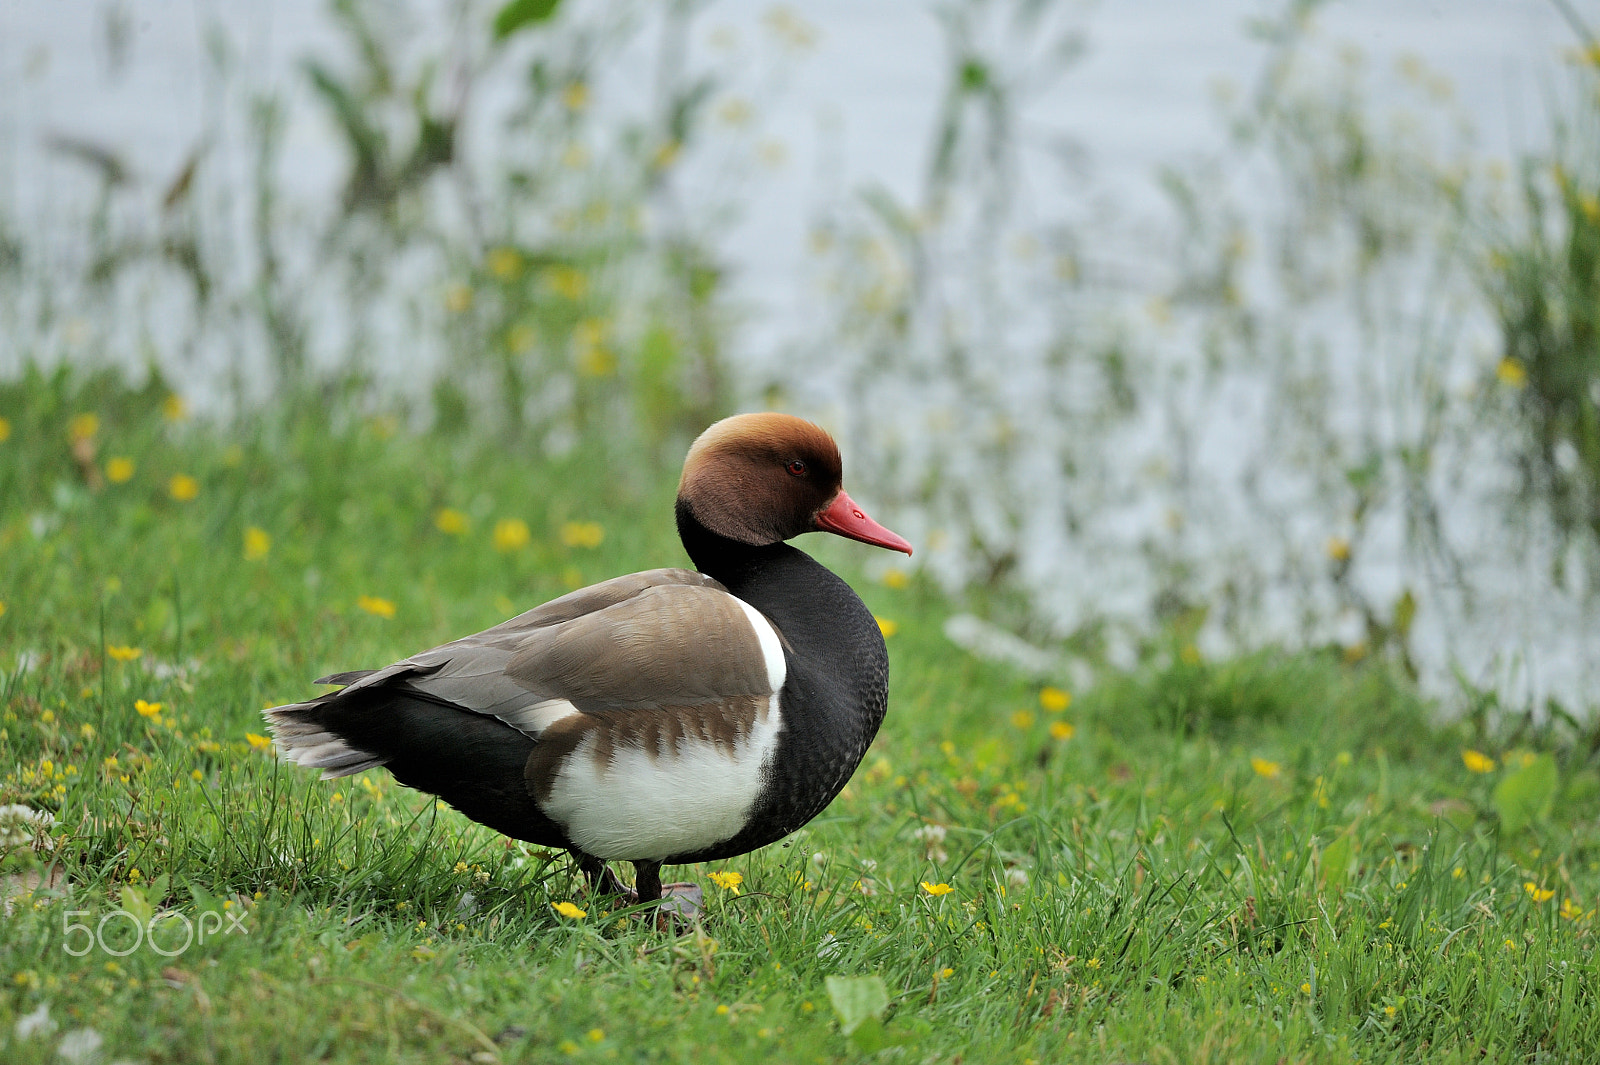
[575,852,637,903]
[633,860,705,930]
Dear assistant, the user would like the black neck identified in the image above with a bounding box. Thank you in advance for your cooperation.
[676,498,790,587]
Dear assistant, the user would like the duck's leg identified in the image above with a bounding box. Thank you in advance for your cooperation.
[576,852,635,901]
[633,860,705,927]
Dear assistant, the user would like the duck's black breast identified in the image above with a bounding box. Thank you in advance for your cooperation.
[666,541,888,864]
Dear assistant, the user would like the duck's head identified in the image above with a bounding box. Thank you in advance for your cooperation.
[678,413,912,555]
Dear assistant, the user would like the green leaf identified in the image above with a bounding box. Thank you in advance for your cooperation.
[493,0,561,40]
[1392,588,1416,641]
[1318,828,1357,887]
[1493,754,1558,834]
[825,974,889,1037]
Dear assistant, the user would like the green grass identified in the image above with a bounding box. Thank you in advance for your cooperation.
[2,369,1598,1064]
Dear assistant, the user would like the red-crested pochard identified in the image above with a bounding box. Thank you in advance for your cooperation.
[265,413,912,912]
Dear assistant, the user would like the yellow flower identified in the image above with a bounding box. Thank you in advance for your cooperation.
[1496,358,1527,388]
[134,699,163,719]
[652,140,681,171]
[1010,710,1035,730]
[707,870,743,894]
[875,617,898,638]
[243,526,272,561]
[505,323,536,353]
[191,769,204,782]
[576,342,615,377]
[1179,643,1202,665]
[1301,983,1311,994]
[562,81,589,111]
[443,283,473,314]
[245,733,273,751]
[1461,749,1496,773]
[552,901,587,919]
[107,645,142,662]
[169,474,200,501]
[105,456,135,483]
[356,595,396,619]
[881,569,909,589]
[163,394,189,422]
[1559,897,1583,920]
[1085,957,1101,970]
[1049,721,1076,741]
[435,508,470,535]
[69,413,99,442]
[544,265,589,301]
[0,415,10,442]
[938,967,954,979]
[1251,757,1281,779]
[494,518,531,552]
[586,1028,604,1043]
[1524,882,1555,903]
[559,521,605,549]
[920,882,954,897]
[1384,1005,1397,1018]
[1039,686,1071,713]
[1326,536,1351,562]
[487,246,524,280]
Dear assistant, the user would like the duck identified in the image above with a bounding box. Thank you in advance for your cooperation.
[264,412,911,913]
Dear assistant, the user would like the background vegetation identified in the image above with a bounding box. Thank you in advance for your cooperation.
[3,0,1600,1060]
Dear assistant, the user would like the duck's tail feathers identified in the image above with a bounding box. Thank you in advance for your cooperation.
[263,698,388,779]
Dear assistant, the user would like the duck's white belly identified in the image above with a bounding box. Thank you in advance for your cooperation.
[542,694,783,860]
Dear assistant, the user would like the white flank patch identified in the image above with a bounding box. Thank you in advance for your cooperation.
[496,697,581,738]
[732,598,787,692]
[543,695,784,861]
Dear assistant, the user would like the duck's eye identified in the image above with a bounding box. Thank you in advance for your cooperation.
[786,459,807,477]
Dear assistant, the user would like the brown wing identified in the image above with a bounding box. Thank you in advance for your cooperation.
[322,567,778,737]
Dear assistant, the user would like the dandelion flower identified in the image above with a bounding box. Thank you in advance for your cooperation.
[587,1028,604,1043]
[1461,749,1496,773]
[243,526,272,561]
[487,247,523,280]
[881,569,909,589]
[1049,721,1076,741]
[1524,882,1555,903]
[134,699,163,719]
[107,645,142,662]
[874,617,898,638]
[1251,757,1281,779]
[1039,686,1071,713]
[169,474,199,501]
[544,265,588,300]
[493,518,531,552]
[443,283,473,314]
[560,521,605,549]
[69,413,99,442]
[552,901,587,919]
[245,733,273,752]
[1496,358,1527,387]
[356,595,396,619]
[921,882,954,897]
[105,457,135,483]
[708,870,743,894]
[163,394,189,422]
[435,508,470,535]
